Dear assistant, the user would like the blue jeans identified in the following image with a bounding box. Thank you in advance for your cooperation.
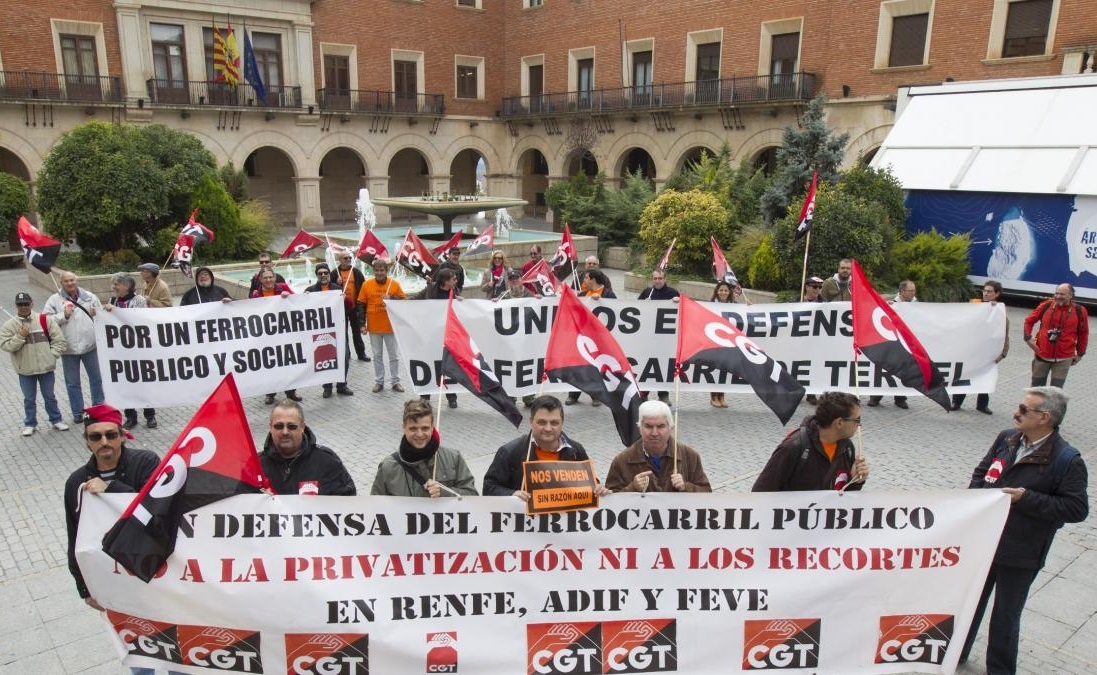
[18,372,62,426]
[959,563,1038,674]
[370,332,401,385]
[62,349,104,417]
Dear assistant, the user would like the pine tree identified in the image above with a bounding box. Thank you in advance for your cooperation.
[761,95,849,222]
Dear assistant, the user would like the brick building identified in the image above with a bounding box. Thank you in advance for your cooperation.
[1,0,1093,228]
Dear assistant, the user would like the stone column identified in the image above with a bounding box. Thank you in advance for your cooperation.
[367,175,391,225]
[293,22,316,107]
[294,176,323,228]
[426,174,454,198]
[114,4,148,102]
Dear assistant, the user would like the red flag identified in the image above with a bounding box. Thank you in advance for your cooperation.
[180,209,214,243]
[101,374,270,582]
[655,238,676,272]
[325,234,352,259]
[356,229,390,265]
[431,231,464,257]
[396,228,439,279]
[16,216,62,273]
[279,230,323,259]
[546,224,578,279]
[676,295,804,424]
[519,259,561,297]
[544,285,641,445]
[794,172,818,240]
[464,225,495,256]
[850,260,950,410]
[441,296,523,427]
[171,233,196,277]
[711,237,737,283]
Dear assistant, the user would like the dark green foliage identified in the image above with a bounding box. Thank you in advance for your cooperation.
[544,171,654,246]
[885,230,973,302]
[838,164,907,250]
[190,175,241,259]
[0,172,31,239]
[36,122,216,254]
[761,95,849,222]
[219,162,250,203]
[663,143,770,232]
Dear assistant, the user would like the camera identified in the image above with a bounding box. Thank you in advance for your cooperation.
[1047,328,1061,343]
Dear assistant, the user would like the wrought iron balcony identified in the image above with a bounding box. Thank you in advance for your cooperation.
[144,79,302,109]
[501,72,816,117]
[316,88,445,115]
[0,71,122,103]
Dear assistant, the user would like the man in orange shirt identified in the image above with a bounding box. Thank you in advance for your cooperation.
[335,252,370,362]
[356,259,406,393]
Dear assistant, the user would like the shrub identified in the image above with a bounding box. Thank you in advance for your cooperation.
[219,162,249,203]
[191,175,241,259]
[100,249,141,270]
[725,225,768,281]
[0,173,32,239]
[638,189,732,275]
[886,229,972,302]
[747,235,783,290]
[236,200,276,257]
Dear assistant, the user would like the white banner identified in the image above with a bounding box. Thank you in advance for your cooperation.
[388,299,1006,396]
[76,491,1008,674]
[96,293,346,407]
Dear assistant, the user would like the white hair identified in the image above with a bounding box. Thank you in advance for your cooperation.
[638,400,673,427]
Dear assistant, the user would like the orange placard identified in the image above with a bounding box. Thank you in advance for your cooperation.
[522,459,598,514]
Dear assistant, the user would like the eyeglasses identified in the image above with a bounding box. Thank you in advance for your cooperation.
[842,417,862,425]
[15,302,30,307]
[272,423,300,431]
[1017,404,1045,416]
[87,431,121,442]
[318,271,330,276]
[259,260,272,265]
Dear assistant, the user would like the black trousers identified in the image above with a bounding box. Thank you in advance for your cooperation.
[959,562,1038,674]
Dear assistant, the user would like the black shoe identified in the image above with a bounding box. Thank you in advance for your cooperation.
[805,395,817,405]
[448,399,458,409]
[146,417,158,429]
[867,398,880,407]
[977,407,992,415]
[565,398,577,405]
[73,413,84,424]
[322,387,333,399]
[337,386,354,396]
[895,398,909,410]
[265,394,276,405]
[286,391,303,402]
[357,355,372,362]
[123,418,138,430]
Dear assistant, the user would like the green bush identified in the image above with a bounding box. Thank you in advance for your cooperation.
[219,162,249,203]
[638,189,732,275]
[747,235,783,290]
[0,173,32,239]
[191,175,241,259]
[725,224,768,280]
[100,249,142,270]
[236,200,276,257]
[544,171,652,247]
[886,229,972,301]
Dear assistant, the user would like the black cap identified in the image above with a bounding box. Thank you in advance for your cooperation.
[14,292,31,305]
[506,270,522,279]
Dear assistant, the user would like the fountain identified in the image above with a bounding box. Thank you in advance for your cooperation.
[355,188,375,242]
[370,194,528,238]
[495,208,516,238]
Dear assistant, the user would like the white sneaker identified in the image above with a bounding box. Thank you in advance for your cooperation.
[21,426,35,437]
[52,422,70,431]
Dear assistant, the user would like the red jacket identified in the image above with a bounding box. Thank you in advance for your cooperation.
[1023,300,1088,360]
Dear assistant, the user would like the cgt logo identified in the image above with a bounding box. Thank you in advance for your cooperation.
[178,624,263,673]
[426,631,458,672]
[527,622,602,674]
[285,633,369,674]
[601,620,677,673]
[312,332,339,372]
[876,614,953,665]
[107,611,180,663]
[742,619,821,670]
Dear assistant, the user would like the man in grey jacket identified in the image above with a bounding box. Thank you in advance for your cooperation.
[0,292,68,436]
[43,272,105,423]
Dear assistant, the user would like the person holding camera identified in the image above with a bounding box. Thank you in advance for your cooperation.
[1023,283,1088,388]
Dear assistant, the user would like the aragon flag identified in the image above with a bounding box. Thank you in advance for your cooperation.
[850,260,951,411]
[544,285,641,445]
[441,295,523,427]
[16,216,62,274]
[397,228,439,279]
[676,295,805,424]
[102,374,269,582]
[280,229,323,259]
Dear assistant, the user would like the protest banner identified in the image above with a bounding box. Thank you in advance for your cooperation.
[76,490,1008,673]
[96,293,346,407]
[523,460,599,514]
[387,298,1006,398]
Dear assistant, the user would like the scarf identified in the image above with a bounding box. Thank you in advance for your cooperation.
[399,429,441,464]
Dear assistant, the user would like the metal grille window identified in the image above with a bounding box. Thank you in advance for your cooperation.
[1003,0,1053,57]
[889,13,929,67]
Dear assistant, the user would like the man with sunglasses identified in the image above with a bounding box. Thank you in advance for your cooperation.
[64,404,160,613]
[248,252,286,295]
[260,399,356,496]
[305,263,353,398]
[1,292,68,437]
[336,251,370,362]
[960,387,1088,674]
[752,391,869,492]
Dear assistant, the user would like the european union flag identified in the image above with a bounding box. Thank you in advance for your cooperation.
[243,29,266,103]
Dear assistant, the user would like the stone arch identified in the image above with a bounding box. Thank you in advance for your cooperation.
[0,129,45,181]
[665,130,726,170]
[439,136,502,177]
[515,147,550,217]
[386,147,432,222]
[733,128,785,167]
[846,125,892,167]
[240,145,299,226]
[448,148,486,196]
[672,145,721,176]
[319,146,370,225]
[229,131,307,176]
[376,133,441,177]
[603,131,666,180]
[311,133,376,176]
[613,147,657,186]
[510,136,556,175]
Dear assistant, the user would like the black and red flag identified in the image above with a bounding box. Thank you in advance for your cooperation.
[520,258,561,297]
[101,374,269,582]
[850,260,951,411]
[544,284,641,445]
[397,228,439,279]
[180,209,215,243]
[794,171,818,241]
[171,234,196,278]
[441,295,523,427]
[431,231,464,258]
[16,216,62,274]
[356,229,390,265]
[280,229,323,259]
[655,238,676,272]
[464,224,495,256]
[711,237,738,284]
[547,223,578,281]
[676,295,804,424]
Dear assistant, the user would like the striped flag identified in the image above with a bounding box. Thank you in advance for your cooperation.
[213,24,241,86]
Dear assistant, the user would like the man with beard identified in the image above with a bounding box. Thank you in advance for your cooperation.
[820,258,853,302]
[180,267,233,305]
[260,399,356,495]
[1023,283,1088,388]
[371,399,477,497]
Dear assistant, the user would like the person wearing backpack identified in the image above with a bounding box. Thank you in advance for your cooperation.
[1023,283,1088,388]
[959,386,1089,674]
[0,292,69,436]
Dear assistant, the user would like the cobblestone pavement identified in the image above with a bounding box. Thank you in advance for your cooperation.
[0,261,1093,675]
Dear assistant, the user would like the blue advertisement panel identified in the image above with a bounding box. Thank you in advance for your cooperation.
[905,190,1097,300]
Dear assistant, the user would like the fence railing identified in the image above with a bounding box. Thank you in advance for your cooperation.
[316,88,445,115]
[145,79,302,109]
[0,71,122,103]
[501,72,816,117]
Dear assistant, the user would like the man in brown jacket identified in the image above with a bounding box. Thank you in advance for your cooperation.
[605,400,711,492]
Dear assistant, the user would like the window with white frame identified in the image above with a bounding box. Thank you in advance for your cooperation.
[455,55,484,99]
[521,55,544,112]
[685,28,722,83]
[875,0,934,69]
[392,49,424,112]
[50,20,108,84]
[758,18,803,78]
[625,38,654,94]
[568,47,595,109]
[525,0,544,7]
[986,0,1059,60]
[456,0,481,8]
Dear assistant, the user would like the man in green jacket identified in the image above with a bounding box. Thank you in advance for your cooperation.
[0,292,69,437]
[371,399,477,497]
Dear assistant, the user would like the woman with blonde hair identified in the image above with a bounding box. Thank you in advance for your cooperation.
[479,250,511,299]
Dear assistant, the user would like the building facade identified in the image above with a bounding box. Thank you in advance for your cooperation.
[1,0,1094,228]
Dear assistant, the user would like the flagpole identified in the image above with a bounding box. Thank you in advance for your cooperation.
[433,375,444,482]
[48,270,61,293]
[672,378,680,476]
[799,230,811,302]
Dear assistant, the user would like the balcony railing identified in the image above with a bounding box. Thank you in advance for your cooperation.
[0,71,123,103]
[317,88,445,115]
[501,72,816,117]
[145,79,302,109]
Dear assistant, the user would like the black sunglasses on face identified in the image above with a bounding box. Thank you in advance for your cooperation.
[87,431,121,442]
[272,423,300,431]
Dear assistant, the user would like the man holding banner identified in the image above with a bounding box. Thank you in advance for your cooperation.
[604,400,711,493]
